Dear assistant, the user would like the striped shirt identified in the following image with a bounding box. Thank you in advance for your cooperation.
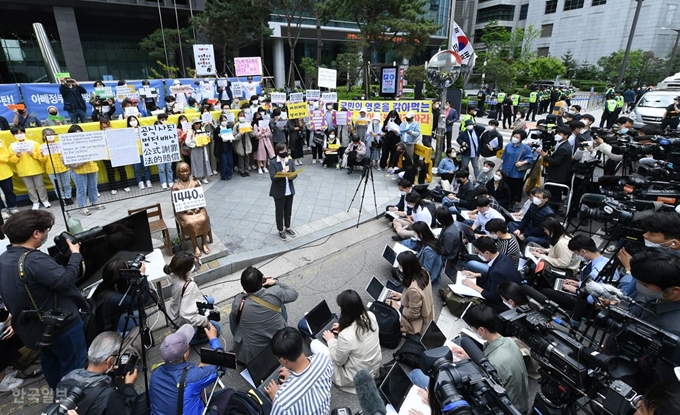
[496,235,521,269]
[271,353,333,415]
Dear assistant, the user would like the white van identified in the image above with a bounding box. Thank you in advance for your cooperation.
[630,90,678,129]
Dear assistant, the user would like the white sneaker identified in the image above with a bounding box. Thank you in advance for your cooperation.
[145,180,152,188]
[8,208,18,214]
[161,182,168,189]
[81,208,91,216]
[0,374,24,392]
[201,179,209,184]
[263,167,269,173]
[298,159,303,165]
[212,170,218,175]
[93,204,106,210]
[42,201,51,208]
[258,168,263,174]
[32,203,39,210]
[138,181,145,190]
[124,187,131,192]
[97,192,100,197]
[1,211,9,220]
[3,367,18,378]
[312,159,316,164]
[111,190,117,195]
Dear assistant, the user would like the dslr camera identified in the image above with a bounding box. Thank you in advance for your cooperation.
[197,302,220,323]
[19,308,73,348]
[52,227,103,264]
[40,386,83,415]
[126,253,146,271]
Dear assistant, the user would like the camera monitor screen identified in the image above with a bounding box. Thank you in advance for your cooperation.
[49,211,153,287]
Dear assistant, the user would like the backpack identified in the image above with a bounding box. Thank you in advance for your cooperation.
[437,287,482,318]
[393,334,426,369]
[369,301,402,349]
[224,389,272,415]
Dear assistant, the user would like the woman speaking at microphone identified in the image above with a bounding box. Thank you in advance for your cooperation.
[269,143,297,240]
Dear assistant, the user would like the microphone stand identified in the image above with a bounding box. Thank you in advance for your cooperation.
[45,139,71,232]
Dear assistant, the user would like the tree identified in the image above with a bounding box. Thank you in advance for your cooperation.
[332,44,363,92]
[139,28,194,75]
[404,64,426,85]
[299,57,317,89]
[528,57,566,80]
[561,51,577,78]
[573,62,601,80]
[192,0,271,75]
[272,0,312,88]
[485,58,515,91]
[480,22,511,59]
[596,50,665,87]
[325,0,439,97]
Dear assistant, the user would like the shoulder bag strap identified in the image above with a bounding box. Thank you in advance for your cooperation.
[18,250,57,320]
[249,295,282,313]
[234,295,248,324]
[176,365,190,415]
[514,144,526,164]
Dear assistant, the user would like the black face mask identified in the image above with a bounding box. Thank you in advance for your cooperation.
[457,179,465,184]
[49,111,57,116]
[279,151,288,158]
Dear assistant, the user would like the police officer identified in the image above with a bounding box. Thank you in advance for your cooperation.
[510,90,520,122]
[599,94,618,128]
[613,90,625,119]
[477,88,487,115]
[527,90,539,121]
[496,91,507,121]
[540,88,551,114]
[604,84,615,97]
[459,107,477,132]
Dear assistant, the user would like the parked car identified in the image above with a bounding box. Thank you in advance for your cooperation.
[630,90,678,129]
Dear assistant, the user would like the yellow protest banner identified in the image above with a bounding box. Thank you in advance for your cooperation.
[287,102,309,119]
[195,134,211,147]
[339,100,433,136]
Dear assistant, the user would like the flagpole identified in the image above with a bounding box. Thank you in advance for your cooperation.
[448,0,457,50]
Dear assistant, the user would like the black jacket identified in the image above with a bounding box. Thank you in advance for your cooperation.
[543,141,573,183]
[59,84,87,112]
[456,126,486,156]
[269,119,287,144]
[0,116,10,131]
[486,180,512,209]
[269,157,296,198]
[518,203,555,239]
[455,180,476,210]
[438,224,461,261]
[58,368,140,415]
[213,125,232,157]
[478,129,503,158]
[0,247,86,349]
[480,253,521,313]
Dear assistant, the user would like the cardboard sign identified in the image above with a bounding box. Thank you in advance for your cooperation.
[201,112,213,124]
[60,131,109,164]
[116,85,137,102]
[318,68,337,89]
[289,92,304,103]
[231,83,243,98]
[306,90,320,101]
[321,92,337,103]
[287,102,309,119]
[258,120,269,129]
[336,112,348,126]
[124,107,139,118]
[106,128,140,167]
[195,134,211,147]
[11,141,34,154]
[7,104,25,111]
[239,122,252,133]
[172,187,206,212]
[94,87,114,99]
[55,72,71,79]
[139,124,181,166]
[270,93,287,104]
[234,57,263,77]
[41,142,62,155]
[193,44,217,76]
[217,78,228,87]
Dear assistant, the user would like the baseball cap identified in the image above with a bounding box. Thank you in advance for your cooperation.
[406,111,416,118]
[173,80,181,86]
[191,117,202,125]
[464,119,475,126]
[160,324,194,362]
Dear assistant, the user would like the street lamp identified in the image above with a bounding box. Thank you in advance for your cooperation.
[663,27,680,77]
[617,0,644,88]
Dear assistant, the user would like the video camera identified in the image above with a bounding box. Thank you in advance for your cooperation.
[52,227,103,265]
[40,386,83,415]
[197,302,220,323]
[18,308,73,348]
[420,345,522,414]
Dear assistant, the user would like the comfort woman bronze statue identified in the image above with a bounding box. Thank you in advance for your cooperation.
[172,162,212,256]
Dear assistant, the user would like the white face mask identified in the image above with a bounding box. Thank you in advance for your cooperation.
[407,204,415,209]
[129,120,138,127]
[46,136,56,142]
[482,167,490,173]
[489,233,499,239]
[373,120,380,125]
[466,125,474,131]
[511,137,520,144]
[532,196,542,206]
[220,122,227,127]
[644,239,675,248]
[238,117,246,122]
[329,135,335,139]
[574,254,586,263]
[493,174,502,181]
[400,191,407,196]
[251,101,258,106]
[477,253,486,262]
[15,134,25,141]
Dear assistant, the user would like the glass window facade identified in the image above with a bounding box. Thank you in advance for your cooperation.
[519,4,529,20]
[592,0,606,5]
[545,0,558,14]
[0,28,66,83]
[80,34,161,81]
[564,0,585,11]
[537,47,550,57]
[476,5,516,23]
[541,24,554,37]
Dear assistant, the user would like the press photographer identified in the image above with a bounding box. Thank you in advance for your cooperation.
[50,331,146,415]
[0,210,87,389]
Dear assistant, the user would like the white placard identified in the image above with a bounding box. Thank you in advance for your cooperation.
[11,141,34,154]
[336,112,348,126]
[306,90,320,101]
[124,107,139,118]
[234,57,263,76]
[193,44,217,76]
[217,79,228,87]
[60,131,109,164]
[170,84,194,95]
[41,142,62,155]
[172,187,207,212]
[231,83,243,99]
[106,128,140,167]
[258,120,269,129]
[139,124,182,166]
[321,92,337,103]
[317,67,337,89]
[201,112,213,124]
[270,93,287,104]
[289,92,303,103]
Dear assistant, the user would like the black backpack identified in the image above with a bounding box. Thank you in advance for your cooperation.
[224,389,272,415]
[369,301,402,349]
[393,333,426,369]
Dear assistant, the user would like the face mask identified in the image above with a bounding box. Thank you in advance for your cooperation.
[46,136,55,142]
[406,118,414,122]
[487,126,495,131]
[482,167,490,173]
[278,151,288,158]
[532,196,542,206]
[477,253,486,262]
[407,204,415,209]
[39,230,49,246]
[489,233,499,239]
[238,117,246,122]
[220,122,227,127]
[129,120,138,127]
[412,236,420,241]
[644,239,674,248]
[15,134,25,141]
[574,254,586,263]
[251,101,258,106]
[449,153,456,158]
[494,175,502,182]
[329,135,335,139]
[203,78,210,83]
[511,137,520,144]
[373,120,380,125]
[620,128,629,134]
[49,111,57,116]
[222,110,230,114]
[636,282,664,300]
[466,125,474,131]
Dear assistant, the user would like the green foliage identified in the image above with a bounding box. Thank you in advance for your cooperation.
[299,57,317,89]
[596,50,664,87]
[528,57,566,80]
[480,22,511,59]
[404,65,426,85]
[561,51,577,78]
[148,61,182,79]
[569,80,609,92]
[485,58,515,91]
[139,28,194,69]
[332,44,363,92]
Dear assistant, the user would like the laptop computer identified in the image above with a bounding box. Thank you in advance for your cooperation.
[379,363,413,413]
[420,321,450,350]
[306,300,339,345]
[382,243,416,268]
[243,344,282,398]
[366,275,398,303]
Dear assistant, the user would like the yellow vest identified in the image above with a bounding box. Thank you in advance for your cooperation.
[615,96,624,108]
[40,142,70,175]
[529,92,538,103]
[497,93,507,102]
[605,99,617,112]
[73,161,99,175]
[511,94,520,106]
[459,114,476,131]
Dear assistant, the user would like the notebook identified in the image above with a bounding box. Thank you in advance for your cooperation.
[380,363,413,413]
[448,273,485,299]
[305,300,339,345]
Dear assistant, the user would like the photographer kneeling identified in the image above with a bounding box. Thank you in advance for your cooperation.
[0,210,87,389]
[56,331,145,414]
[166,252,221,344]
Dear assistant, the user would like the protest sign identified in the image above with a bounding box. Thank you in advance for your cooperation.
[336,112,348,126]
[306,90,320,101]
[195,134,211,147]
[217,79,228,87]
[106,128,140,167]
[321,92,337,103]
[231,83,243,99]
[54,72,70,79]
[193,44,217,76]
[124,107,139,118]
[239,122,252,133]
[40,142,62,156]
[289,93,303,103]
[139,124,182,166]
[60,131,109,164]
[339,100,434,136]
[172,187,206,212]
[11,141,34,154]
[94,87,114,99]
[287,102,309,119]
[270,93,287,104]
[258,120,268,129]
[318,68,337,89]
[234,57,263,76]
[201,112,213,124]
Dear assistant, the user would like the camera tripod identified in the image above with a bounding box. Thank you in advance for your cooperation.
[347,150,378,227]
[44,140,71,231]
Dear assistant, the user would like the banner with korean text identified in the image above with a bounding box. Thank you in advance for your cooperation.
[0,84,22,122]
[339,100,433,136]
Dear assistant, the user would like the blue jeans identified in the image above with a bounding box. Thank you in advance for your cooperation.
[133,156,151,183]
[48,170,73,200]
[42,319,87,389]
[219,149,233,180]
[158,162,173,185]
[463,260,489,277]
[408,369,430,389]
[68,109,87,124]
[191,296,222,345]
[442,196,459,215]
[73,172,99,207]
[460,155,480,178]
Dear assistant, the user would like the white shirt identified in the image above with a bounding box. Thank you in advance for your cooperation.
[199,81,215,101]
[242,81,259,98]
[411,205,432,226]
[474,208,504,233]
[278,156,292,196]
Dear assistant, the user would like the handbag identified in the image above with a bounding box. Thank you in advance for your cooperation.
[515,144,531,172]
